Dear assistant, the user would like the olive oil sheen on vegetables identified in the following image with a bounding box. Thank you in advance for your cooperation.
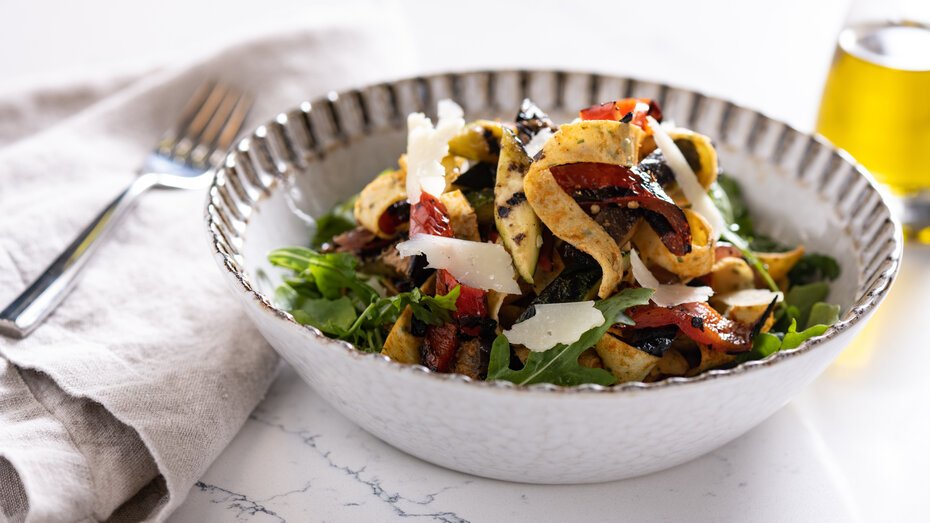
[817,22,930,195]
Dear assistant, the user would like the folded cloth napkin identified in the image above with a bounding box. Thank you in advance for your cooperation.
[0,8,416,522]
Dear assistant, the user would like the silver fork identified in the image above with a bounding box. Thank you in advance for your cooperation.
[0,81,253,339]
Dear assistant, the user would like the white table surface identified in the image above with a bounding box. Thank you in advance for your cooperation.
[5,0,928,521]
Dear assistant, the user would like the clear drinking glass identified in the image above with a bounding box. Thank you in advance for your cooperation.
[816,0,930,242]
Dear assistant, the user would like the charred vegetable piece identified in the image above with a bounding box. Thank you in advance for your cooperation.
[515,98,557,144]
[437,270,490,338]
[549,162,692,256]
[377,201,410,237]
[593,207,642,246]
[495,127,542,283]
[331,227,395,257]
[580,98,663,130]
[448,120,503,163]
[638,131,718,190]
[411,192,492,364]
[517,267,602,323]
[423,322,459,372]
[619,326,679,357]
[440,190,481,242]
[628,302,756,353]
[454,162,496,190]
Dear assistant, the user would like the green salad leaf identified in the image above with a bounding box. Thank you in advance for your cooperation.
[268,247,458,352]
[747,319,833,361]
[311,195,358,248]
[712,175,753,236]
[487,288,654,386]
[711,176,779,292]
[788,253,841,285]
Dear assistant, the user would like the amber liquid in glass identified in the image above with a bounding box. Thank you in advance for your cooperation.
[817,22,930,195]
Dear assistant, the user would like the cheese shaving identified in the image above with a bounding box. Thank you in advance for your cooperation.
[405,100,465,203]
[503,301,605,352]
[630,249,713,306]
[718,288,784,307]
[396,233,521,294]
[647,116,726,239]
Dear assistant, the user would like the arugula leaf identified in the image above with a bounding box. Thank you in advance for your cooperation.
[311,195,358,248]
[711,176,779,293]
[293,296,357,335]
[269,246,459,353]
[269,247,376,304]
[806,302,840,329]
[785,282,830,329]
[713,175,754,236]
[487,288,654,386]
[788,253,841,286]
[781,320,830,350]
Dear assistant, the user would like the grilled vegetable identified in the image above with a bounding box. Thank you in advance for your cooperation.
[448,120,503,163]
[440,189,481,241]
[515,98,557,144]
[628,302,757,353]
[495,127,542,283]
[579,98,663,131]
[638,130,718,190]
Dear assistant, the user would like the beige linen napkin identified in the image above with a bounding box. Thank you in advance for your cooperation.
[0,8,416,522]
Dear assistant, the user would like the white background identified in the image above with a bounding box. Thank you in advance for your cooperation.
[4,1,930,522]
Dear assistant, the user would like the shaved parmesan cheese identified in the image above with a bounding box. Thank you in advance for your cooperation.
[718,288,783,307]
[503,301,604,352]
[405,100,465,203]
[630,249,713,306]
[523,127,554,158]
[396,233,521,294]
[647,116,726,239]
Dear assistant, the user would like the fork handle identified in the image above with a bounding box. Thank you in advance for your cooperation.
[0,174,160,338]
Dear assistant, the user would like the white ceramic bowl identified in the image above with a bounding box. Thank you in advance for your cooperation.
[205,71,901,483]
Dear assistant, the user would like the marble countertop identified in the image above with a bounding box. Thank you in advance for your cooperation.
[170,250,928,523]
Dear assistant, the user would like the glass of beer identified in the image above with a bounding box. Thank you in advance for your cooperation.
[817,0,930,241]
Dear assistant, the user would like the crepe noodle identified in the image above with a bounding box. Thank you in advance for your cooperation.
[633,208,716,281]
[755,246,805,282]
[354,169,407,238]
[381,306,422,364]
[523,120,645,298]
[594,333,660,383]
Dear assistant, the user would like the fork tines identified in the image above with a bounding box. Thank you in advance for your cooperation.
[159,81,253,169]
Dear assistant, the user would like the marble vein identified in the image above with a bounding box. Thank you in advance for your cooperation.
[194,481,285,523]
[248,412,472,523]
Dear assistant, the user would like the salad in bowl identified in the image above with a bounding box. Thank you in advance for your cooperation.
[268,96,842,387]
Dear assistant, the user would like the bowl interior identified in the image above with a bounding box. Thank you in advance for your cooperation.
[208,71,900,376]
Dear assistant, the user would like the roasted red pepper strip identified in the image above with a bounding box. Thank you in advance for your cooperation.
[549,162,691,255]
[377,202,410,236]
[436,270,488,337]
[580,98,664,130]
[410,193,453,238]
[423,322,459,372]
[628,303,755,353]
[410,193,490,370]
